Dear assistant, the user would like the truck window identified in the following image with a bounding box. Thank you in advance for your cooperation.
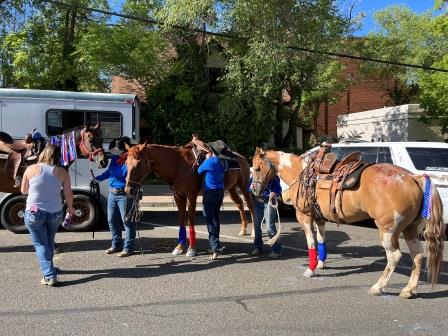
[47,110,122,141]
[337,146,393,164]
[406,147,448,172]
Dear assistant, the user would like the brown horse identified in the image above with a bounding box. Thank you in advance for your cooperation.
[125,143,254,256]
[252,147,444,298]
[0,123,107,194]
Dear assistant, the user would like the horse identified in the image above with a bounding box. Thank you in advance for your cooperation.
[251,147,445,298]
[124,142,255,256]
[0,123,107,232]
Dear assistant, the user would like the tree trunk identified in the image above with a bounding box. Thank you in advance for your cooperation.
[283,88,302,148]
[274,93,284,147]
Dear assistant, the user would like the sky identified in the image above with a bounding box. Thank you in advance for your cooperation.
[346,0,439,36]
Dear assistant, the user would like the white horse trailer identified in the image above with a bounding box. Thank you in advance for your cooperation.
[0,89,140,233]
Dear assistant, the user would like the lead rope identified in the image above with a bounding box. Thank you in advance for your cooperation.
[88,161,100,239]
[260,194,282,247]
[126,187,144,255]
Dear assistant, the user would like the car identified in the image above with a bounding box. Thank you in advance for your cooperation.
[304,141,448,228]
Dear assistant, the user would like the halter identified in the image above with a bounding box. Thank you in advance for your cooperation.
[79,129,105,161]
[126,150,153,188]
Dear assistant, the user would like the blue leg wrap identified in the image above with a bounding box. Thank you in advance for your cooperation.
[318,242,327,262]
[178,225,187,245]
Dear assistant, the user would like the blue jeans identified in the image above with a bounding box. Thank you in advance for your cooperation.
[107,192,136,252]
[24,209,63,280]
[203,189,224,252]
[253,197,281,253]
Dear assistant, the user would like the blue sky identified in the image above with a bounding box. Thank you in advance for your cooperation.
[345,0,438,36]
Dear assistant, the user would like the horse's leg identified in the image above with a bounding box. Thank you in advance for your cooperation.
[297,211,317,277]
[185,196,198,257]
[399,220,424,299]
[315,220,327,269]
[228,187,249,236]
[368,228,402,296]
[171,194,187,256]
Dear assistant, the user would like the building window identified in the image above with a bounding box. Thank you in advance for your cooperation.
[46,110,122,141]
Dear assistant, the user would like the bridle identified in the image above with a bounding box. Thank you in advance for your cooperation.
[252,155,276,192]
[79,128,105,161]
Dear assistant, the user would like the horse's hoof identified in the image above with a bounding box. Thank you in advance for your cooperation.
[238,229,247,236]
[399,289,415,299]
[317,260,326,269]
[303,268,315,277]
[186,248,196,257]
[171,248,184,256]
[368,286,382,296]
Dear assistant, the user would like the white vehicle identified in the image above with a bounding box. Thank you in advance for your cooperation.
[0,89,140,233]
[308,141,448,225]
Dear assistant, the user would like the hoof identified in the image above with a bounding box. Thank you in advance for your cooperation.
[399,289,415,299]
[368,286,382,296]
[171,248,184,256]
[186,248,196,257]
[303,268,315,277]
[317,260,326,269]
[238,229,247,236]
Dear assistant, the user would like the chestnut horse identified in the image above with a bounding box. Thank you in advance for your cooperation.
[252,147,444,298]
[125,143,254,256]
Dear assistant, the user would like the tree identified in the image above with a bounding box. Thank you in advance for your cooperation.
[360,6,448,131]
[0,0,112,90]
[157,0,352,150]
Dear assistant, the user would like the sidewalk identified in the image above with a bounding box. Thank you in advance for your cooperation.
[140,184,240,211]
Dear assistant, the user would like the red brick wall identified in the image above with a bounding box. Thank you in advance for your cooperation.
[315,59,390,137]
[111,76,146,101]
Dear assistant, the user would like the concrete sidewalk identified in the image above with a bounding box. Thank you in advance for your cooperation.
[140,184,241,211]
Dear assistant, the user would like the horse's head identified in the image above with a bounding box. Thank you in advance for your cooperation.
[125,143,152,196]
[79,122,108,168]
[251,147,277,197]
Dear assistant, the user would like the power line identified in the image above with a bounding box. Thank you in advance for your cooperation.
[42,0,448,73]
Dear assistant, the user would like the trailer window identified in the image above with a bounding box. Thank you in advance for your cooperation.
[46,110,122,141]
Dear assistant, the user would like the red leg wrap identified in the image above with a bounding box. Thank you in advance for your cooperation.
[189,225,196,248]
[309,248,318,270]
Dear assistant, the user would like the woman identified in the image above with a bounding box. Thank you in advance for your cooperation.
[94,136,135,257]
[21,143,74,286]
[198,150,225,260]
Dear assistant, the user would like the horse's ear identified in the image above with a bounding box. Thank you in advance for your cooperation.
[85,120,92,130]
[94,122,101,129]
[124,143,131,151]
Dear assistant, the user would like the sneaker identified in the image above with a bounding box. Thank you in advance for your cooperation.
[268,251,282,259]
[251,248,262,256]
[117,250,133,258]
[106,247,122,254]
[41,277,58,286]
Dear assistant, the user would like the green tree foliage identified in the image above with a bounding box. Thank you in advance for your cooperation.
[0,0,112,90]
[157,0,351,150]
[360,5,448,130]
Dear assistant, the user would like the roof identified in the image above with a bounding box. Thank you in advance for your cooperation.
[0,89,138,103]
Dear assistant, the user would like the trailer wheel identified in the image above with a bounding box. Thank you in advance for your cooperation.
[66,194,97,232]
[0,195,28,233]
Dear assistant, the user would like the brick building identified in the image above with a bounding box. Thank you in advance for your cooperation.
[112,56,390,147]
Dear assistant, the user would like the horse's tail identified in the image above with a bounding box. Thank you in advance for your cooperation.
[415,175,445,285]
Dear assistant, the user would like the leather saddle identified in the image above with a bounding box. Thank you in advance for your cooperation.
[0,131,45,185]
[189,134,240,170]
[302,143,371,223]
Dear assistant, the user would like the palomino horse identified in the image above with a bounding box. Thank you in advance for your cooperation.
[125,143,254,256]
[252,147,444,298]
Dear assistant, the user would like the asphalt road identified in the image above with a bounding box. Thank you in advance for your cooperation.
[0,211,447,336]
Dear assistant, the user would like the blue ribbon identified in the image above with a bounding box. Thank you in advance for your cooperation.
[420,175,432,220]
[318,242,327,262]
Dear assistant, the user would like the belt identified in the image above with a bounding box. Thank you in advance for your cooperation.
[110,188,125,194]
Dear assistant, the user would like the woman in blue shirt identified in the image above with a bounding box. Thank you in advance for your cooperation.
[95,137,135,257]
[198,151,225,260]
